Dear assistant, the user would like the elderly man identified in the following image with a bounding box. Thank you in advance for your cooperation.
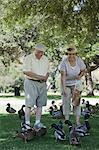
[23,43,49,129]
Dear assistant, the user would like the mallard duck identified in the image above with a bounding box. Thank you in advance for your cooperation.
[18,105,25,120]
[6,103,16,113]
[75,113,91,136]
[51,121,65,141]
[65,120,80,145]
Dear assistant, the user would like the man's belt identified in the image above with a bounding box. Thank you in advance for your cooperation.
[28,78,45,83]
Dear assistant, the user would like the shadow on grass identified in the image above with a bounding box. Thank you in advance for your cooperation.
[0,95,99,100]
[0,95,61,100]
[0,113,99,150]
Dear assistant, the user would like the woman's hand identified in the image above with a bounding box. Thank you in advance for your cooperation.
[62,89,67,97]
[76,75,81,80]
[76,70,86,80]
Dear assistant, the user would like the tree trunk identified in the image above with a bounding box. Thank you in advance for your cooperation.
[14,86,20,96]
[85,68,94,96]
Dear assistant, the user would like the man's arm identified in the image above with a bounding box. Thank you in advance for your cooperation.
[44,72,49,81]
[23,71,47,81]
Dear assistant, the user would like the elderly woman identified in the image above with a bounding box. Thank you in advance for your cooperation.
[60,46,86,125]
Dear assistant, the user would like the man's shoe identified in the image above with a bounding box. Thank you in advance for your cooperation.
[34,122,46,129]
[22,123,31,131]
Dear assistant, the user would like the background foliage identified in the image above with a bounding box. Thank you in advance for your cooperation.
[0,0,99,95]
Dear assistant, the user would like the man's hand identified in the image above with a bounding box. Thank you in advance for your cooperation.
[41,73,49,82]
[23,71,49,82]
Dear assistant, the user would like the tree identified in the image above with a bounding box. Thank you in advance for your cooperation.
[1,0,98,59]
[0,0,99,95]
[0,60,24,94]
[84,44,99,96]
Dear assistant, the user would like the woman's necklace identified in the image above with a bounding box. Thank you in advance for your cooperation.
[68,59,76,68]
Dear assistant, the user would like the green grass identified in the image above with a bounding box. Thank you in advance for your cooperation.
[0,94,99,100]
[0,95,61,100]
[0,113,99,150]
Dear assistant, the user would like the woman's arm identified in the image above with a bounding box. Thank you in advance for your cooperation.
[60,70,67,96]
[77,57,86,80]
[76,69,86,80]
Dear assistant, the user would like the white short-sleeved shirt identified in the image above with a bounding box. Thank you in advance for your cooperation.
[60,56,86,86]
[23,53,49,79]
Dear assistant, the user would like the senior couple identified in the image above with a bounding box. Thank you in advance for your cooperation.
[23,43,86,130]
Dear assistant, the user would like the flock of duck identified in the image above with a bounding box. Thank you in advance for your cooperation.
[6,103,25,120]
[5,102,92,145]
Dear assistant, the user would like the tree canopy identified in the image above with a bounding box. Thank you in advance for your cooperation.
[0,0,99,66]
[0,0,99,95]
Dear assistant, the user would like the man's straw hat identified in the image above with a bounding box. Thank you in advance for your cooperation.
[34,43,46,52]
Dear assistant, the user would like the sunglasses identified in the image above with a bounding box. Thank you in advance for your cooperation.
[67,53,77,55]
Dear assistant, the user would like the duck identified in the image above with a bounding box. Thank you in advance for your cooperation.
[18,105,25,120]
[65,120,80,145]
[6,103,16,113]
[51,121,65,141]
[75,113,91,136]
[69,125,80,145]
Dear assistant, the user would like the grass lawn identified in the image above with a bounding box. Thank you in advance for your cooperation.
[0,113,99,150]
[0,91,99,100]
